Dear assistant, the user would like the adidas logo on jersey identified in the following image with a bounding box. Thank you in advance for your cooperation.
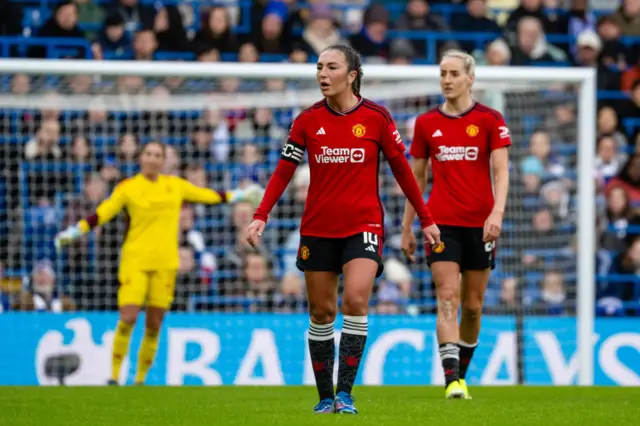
[365,245,376,252]
[316,127,326,135]
[432,129,443,137]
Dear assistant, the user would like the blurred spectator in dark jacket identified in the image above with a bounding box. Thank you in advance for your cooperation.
[234,107,285,159]
[193,7,238,54]
[30,1,87,59]
[106,0,155,33]
[506,0,566,36]
[605,154,640,203]
[595,135,624,184]
[600,186,640,253]
[242,251,279,313]
[510,17,567,66]
[14,260,75,312]
[574,30,620,90]
[66,135,93,165]
[617,80,640,128]
[451,0,500,54]
[73,0,104,40]
[475,38,511,66]
[25,119,62,161]
[95,14,131,60]
[394,0,449,59]
[155,5,189,52]
[538,270,568,315]
[252,1,291,55]
[608,0,640,36]
[597,106,628,153]
[116,132,138,165]
[597,16,633,78]
[183,122,216,165]
[133,28,157,60]
[299,4,347,57]
[99,157,120,192]
[349,3,390,60]
[390,39,416,65]
[600,236,640,315]
[567,0,596,60]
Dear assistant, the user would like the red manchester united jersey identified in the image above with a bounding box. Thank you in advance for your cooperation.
[409,102,511,227]
[282,97,406,238]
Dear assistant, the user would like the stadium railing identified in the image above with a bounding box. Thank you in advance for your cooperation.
[0,36,91,59]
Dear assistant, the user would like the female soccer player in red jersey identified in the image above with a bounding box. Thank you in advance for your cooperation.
[401,50,511,400]
[247,44,440,414]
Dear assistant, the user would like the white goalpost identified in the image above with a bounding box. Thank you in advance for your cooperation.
[0,59,596,386]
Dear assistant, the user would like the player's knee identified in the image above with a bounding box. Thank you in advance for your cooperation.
[309,303,337,324]
[436,287,459,320]
[119,307,139,325]
[341,294,368,316]
[461,304,482,323]
[436,285,459,304]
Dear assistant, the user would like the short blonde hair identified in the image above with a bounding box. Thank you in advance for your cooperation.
[440,49,476,76]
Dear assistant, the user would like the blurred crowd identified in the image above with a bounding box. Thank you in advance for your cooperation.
[0,0,638,316]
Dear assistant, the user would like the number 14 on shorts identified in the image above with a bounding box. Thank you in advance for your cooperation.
[363,232,378,252]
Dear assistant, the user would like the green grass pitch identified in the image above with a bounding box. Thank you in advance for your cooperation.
[2,386,639,426]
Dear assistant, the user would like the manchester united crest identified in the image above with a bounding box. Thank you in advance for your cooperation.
[352,124,366,138]
[300,245,310,260]
[466,124,479,137]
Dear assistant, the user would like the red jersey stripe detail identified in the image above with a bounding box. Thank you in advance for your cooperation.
[362,100,392,124]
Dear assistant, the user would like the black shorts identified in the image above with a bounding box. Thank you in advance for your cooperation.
[296,232,384,277]
[426,225,496,271]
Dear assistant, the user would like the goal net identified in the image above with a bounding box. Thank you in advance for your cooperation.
[0,61,595,386]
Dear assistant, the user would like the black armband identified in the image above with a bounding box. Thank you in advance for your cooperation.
[280,140,305,165]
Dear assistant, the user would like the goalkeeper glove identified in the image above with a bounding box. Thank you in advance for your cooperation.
[54,224,85,251]
[228,184,264,207]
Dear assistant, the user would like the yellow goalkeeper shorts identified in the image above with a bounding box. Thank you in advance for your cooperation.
[117,267,177,309]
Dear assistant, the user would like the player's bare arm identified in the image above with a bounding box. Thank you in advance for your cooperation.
[401,158,429,263]
[484,147,509,243]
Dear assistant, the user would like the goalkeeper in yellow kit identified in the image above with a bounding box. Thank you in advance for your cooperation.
[55,141,262,385]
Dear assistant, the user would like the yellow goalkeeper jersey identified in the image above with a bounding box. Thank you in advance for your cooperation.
[79,173,226,271]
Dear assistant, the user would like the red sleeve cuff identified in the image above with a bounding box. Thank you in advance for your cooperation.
[85,213,99,229]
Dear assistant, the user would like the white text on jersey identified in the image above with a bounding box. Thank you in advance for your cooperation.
[435,145,478,162]
[392,129,403,144]
[315,147,365,164]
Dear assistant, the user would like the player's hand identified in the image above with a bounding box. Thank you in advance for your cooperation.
[401,228,418,263]
[483,210,503,242]
[54,225,84,252]
[247,219,266,248]
[422,223,442,252]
